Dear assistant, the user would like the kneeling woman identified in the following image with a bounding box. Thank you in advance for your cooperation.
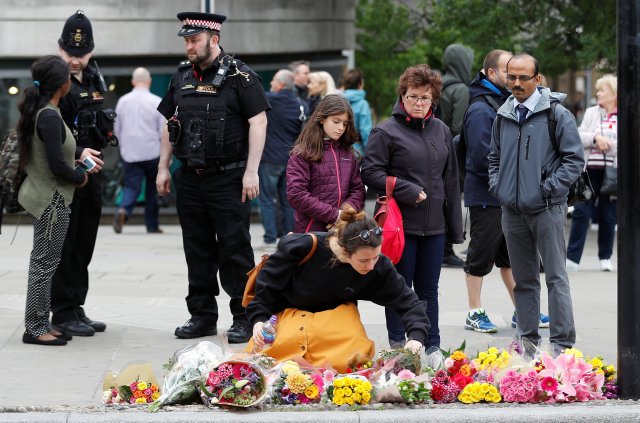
[246,205,429,372]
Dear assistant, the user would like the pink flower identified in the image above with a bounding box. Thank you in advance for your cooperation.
[311,372,324,391]
[130,382,138,391]
[323,369,335,384]
[397,369,416,380]
[540,376,558,393]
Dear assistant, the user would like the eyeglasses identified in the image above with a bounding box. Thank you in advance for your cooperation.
[506,74,537,83]
[405,95,433,105]
[347,227,383,242]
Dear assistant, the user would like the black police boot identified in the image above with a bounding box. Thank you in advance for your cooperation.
[174,319,217,339]
[442,253,464,268]
[80,316,107,332]
[227,321,251,344]
[53,321,95,337]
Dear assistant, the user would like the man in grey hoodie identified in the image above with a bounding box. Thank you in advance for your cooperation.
[438,43,474,268]
[488,54,584,355]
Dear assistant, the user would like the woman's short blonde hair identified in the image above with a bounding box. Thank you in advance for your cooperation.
[595,74,617,96]
[309,71,337,98]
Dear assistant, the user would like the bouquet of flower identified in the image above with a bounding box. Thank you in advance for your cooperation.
[398,379,431,404]
[444,350,476,390]
[327,376,372,406]
[499,369,540,403]
[375,349,421,375]
[458,381,501,404]
[345,353,374,377]
[587,355,618,399]
[537,350,604,403]
[102,379,160,405]
[199,360,267,407]
[147,341,224,412]
[473,347,511,373]
[430,369,461,403]
[271,360,324,405]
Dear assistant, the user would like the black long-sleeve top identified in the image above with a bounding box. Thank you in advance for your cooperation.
[37,109,85,185]
[246,233,430,345]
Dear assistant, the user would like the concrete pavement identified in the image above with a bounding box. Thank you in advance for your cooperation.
[0,212,627,420]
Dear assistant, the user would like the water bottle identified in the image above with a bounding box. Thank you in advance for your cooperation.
[256,315,277,351]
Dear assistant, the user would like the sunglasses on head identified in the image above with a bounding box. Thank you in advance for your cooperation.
[347,227,383,242]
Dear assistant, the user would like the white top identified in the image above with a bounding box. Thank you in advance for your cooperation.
[514,89,542,120]
[114,87,165,162]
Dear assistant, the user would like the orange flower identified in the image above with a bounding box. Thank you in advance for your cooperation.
[460,364,472,376]
[133,390,144,399]
[451,350,466,361]
[150,384,159,392]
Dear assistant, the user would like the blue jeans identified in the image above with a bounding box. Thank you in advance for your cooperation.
[119,158,160,231]
[258,163,294,243]
[385,233,444,349]
[567,168,617,262]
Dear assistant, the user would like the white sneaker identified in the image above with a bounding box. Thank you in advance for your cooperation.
[600,259,613,272]
[566,259,579,272]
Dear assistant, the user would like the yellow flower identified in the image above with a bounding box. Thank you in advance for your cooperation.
[487,392,502,403]
[590,357,604,369]
[458,393,473,404]
[151,392,161,401]
[343,387,353,397]
[352,393,362,403]
[137,381,148,391]
[362,392,371,403]
[606,365,616,374]
[305,385,319,399]
[362,381,372,391]
[135,397,146,404]
[282,361,301,376]
[451,350,466,361]
[564,348,583,358]
[488,347,499,354]
[286,372,311,394]
[333,388,344,398]
[353,385,363,393]
[344,396,354,405]
[333,378,345,388]
[333,396,344,405]
[595,368,604,375]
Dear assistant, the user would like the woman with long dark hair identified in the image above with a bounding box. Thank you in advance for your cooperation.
[17,55,102,346]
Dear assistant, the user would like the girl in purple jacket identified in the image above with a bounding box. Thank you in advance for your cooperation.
[287,94,365,233]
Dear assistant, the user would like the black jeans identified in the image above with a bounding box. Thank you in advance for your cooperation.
[174,166,254,325]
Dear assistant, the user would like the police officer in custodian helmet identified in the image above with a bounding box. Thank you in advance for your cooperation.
[156,12,270,343]
[52,10,114,337]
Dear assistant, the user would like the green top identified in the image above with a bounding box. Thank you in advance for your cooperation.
[18,104,77,219]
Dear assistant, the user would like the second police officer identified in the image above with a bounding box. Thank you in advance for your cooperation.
[156,12,270,343]
[52,10,114,337]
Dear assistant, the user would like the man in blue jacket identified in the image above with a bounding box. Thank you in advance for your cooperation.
[462,50,551,334]
[259,69,308,245]
[488,54,584,354]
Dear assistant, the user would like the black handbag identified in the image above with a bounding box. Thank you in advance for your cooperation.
[568,170,595,206]
[600,154,617,196]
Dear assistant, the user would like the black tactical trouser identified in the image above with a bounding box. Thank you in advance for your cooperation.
[51,173,102,323]
[174,165,254,325]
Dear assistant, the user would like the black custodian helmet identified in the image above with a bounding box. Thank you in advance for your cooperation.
[58,10,94,56]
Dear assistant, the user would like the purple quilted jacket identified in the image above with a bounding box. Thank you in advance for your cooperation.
[287,139,365,232]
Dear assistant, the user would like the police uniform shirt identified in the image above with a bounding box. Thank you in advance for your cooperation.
[59,64,105,148]
[157,52,270,147]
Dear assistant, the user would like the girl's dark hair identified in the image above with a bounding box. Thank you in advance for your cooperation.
[17,55,70,170]
[291,94,358,161]
[397,64,442,104]
[330,203,381,256]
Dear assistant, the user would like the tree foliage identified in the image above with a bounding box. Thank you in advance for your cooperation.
[355,0,616,119]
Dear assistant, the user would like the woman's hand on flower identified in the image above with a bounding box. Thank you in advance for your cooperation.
[404,340,423,353]
[252,322,265,349]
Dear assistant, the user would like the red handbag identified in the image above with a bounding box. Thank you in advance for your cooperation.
[374,176,405,264]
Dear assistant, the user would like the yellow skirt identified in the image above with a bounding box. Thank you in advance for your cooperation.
[246,303,375,373]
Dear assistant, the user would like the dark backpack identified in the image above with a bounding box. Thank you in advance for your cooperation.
[0,130,25,234]
[455,94,503,185]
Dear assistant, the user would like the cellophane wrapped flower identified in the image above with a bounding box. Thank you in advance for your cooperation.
[458,381,501,404]
[473,347,511,373]
[327,376,372,406]
[444,350,476,390]
[199,361,266,407]
[271,360,324,405]
[345,353,374,378]
[102,379,160,405]
[398,379,431,404]
[375,349,421,375]
[430,369,460,403]
[148,341,224,412]
[538,351,604,403]
[587,355,618,399]
[498,370,540,403]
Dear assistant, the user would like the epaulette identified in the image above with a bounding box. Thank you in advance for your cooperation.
[178,60,192,70]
